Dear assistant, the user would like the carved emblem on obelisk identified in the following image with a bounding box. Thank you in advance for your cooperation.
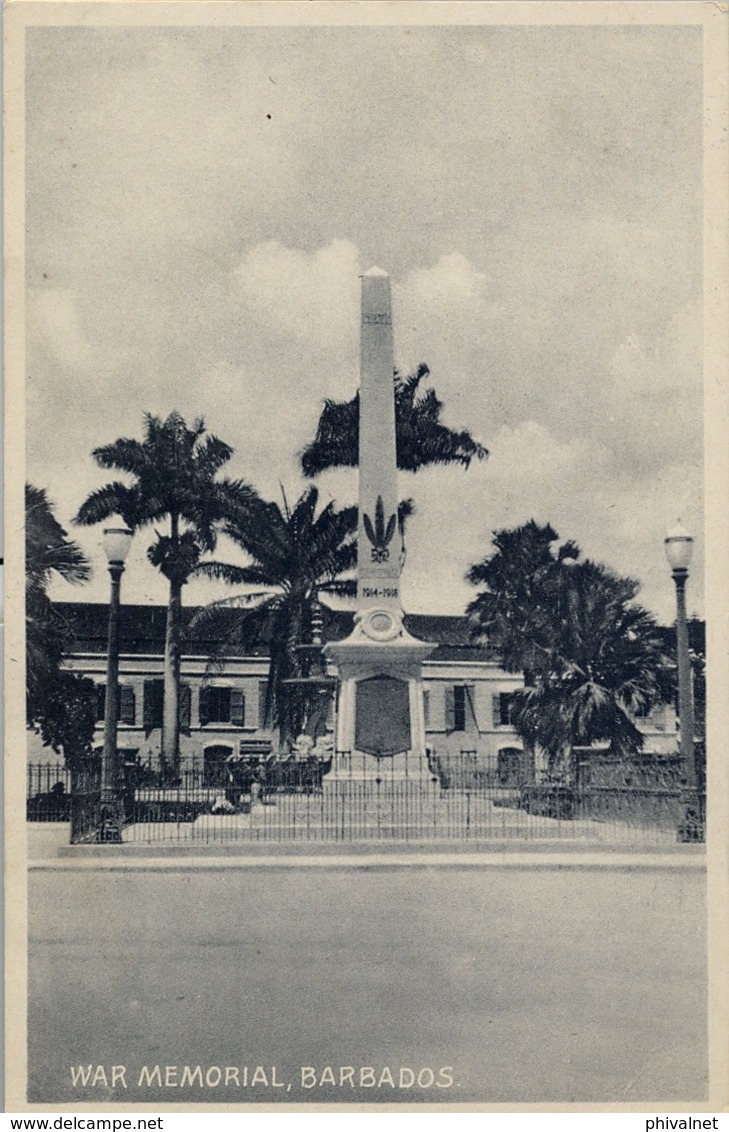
[362,495,397,563]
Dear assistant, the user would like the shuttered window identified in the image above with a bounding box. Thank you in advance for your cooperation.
[178,683,192,733]
[463,684,478,731]
[200,686,242,725]
[493,692,516,727]
[423,689,431,729]
[444,686,456,732]
[454,686,467,731]
[446,685,476,733]
[95,684,131,724]
[119,685,136,725]
[143,679,164,733]
[258,681,270,729]
[231,689,245,727]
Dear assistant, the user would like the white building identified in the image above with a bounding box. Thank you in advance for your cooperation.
[27,602,678,781]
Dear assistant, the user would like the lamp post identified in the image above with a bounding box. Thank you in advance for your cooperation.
[99,526,133,843]
[664,522,702,841]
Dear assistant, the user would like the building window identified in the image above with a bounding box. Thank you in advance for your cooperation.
[453,686,466,731]
[141,679,190,732]
[493,692,517,727]
[203,745,233,788]
[258,680,269,730]
[120,685,136,725]
[95,683,135,725]
[200,686,245,726]
[497,747,523,786]
[423,689,430,729]
[445,685,475,732]
[95,684,106,723]
[143,679,164,733]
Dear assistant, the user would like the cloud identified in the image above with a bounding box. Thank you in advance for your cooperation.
[488,421,588,484]
[234,239,360,359]
[36,236,703,625]
[27,288,93,371]
[27,27,703,623]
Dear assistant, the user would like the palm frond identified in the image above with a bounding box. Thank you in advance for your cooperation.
[193,433,234,477]
[300,366,488,477]
[26,485,91,589]
[91,437,151,476]
[192,560,267,585]
[319,578,357,597]
[73,482,145,529]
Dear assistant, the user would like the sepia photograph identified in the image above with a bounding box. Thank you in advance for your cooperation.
[4,0,728,1113]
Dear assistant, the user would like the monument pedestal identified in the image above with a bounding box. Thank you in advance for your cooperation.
[325,620,435,763]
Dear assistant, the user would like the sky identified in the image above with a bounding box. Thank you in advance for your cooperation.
[25,21,704,624]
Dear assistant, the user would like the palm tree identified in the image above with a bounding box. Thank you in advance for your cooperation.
[467,522,670,779]
[26,484,92,596]
[300,364,488,476]
[26,484,91,718]
[74,412,257,779]
[466,520,580,684]
[515,560,671,777]
[26,484,97,760]
[467,521,580,782]
[195,486,358,747]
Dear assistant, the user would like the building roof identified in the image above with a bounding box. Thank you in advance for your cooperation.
[54,602,501,663]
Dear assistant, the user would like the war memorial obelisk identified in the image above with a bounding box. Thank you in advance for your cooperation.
[325,268,434,762]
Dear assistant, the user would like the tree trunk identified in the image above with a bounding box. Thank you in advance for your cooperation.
[162,578,182,782]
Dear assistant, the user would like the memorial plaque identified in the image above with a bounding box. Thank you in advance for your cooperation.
[354,675,411,756]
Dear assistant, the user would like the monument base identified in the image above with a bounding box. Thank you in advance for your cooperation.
[328,747,435,783]
[325,619,435,762]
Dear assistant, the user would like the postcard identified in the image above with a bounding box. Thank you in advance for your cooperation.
[4,0,728,1114]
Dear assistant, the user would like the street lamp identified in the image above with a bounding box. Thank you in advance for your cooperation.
[664,522,702,841]
[99,526,133,843]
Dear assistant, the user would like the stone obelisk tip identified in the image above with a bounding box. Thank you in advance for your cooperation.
[361,268,391,319]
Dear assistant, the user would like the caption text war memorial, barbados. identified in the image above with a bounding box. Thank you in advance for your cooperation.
[26,268,705,849]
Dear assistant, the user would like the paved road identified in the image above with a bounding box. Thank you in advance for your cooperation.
[28,861,706,1105]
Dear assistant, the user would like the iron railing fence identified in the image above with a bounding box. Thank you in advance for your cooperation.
[28,750,704,846]
[26,763,72,822]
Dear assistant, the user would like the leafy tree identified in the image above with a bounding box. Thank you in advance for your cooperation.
[515,561,672,775]
[26,484,96,762]
[33,669,99,764]
[467,522,670,778]
[466,520,580,686]
[74,412,257,779]
[196,486,358,747]
[301,364,488,476]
